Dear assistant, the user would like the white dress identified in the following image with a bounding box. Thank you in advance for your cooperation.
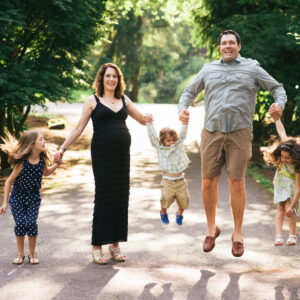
[273,163,299,215]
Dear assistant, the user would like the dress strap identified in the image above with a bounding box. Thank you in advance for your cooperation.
[94,94,100,105]
[121,95,126,106]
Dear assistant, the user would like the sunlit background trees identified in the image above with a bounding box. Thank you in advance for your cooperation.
[1,0,299,169]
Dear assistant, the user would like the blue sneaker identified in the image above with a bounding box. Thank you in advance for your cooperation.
[176,212,183,225]
[160,211,169,224]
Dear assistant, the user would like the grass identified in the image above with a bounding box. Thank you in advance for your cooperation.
[48,182,60,190]
[29,113,62,119]
[246,164,274,193]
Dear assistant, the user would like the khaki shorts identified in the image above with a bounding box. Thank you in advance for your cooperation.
[200,128,253,180]
[160,178,189,209]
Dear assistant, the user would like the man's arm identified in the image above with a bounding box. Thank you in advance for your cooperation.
[178,69,205,112]
[256,64,287,120]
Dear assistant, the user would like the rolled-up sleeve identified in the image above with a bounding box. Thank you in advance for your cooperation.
[256,65,287,110]
[178,69,205,112]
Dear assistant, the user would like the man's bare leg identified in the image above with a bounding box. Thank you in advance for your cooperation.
[202,175,220,236]
[228,178,246,242]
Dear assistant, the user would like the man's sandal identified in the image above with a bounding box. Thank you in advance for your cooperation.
[274,235,283,246]
[12,254,25,265]
[109,246,125,262]
[92,249,108,265]
[28,254,40,265]
[287,235,297,246]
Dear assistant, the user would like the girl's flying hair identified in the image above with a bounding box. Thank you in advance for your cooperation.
[262,138,300,173]
[0,130,52,165]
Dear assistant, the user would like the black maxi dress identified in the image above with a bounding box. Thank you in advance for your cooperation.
[90,94,131,245]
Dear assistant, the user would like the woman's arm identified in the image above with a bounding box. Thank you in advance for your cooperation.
[275,119,288,142]
[0,164,22,214]
[58,95,95,155]
[125,95,146,125]
[285,173,300,217]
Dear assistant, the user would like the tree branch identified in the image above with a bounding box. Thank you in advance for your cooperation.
[15,105,31,137]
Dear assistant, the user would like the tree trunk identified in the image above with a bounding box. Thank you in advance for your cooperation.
[0,108,10,169]
[129,67,140,102]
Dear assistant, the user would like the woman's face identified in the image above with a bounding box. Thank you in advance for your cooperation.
[103,67,118,92]
[281,150,293,165]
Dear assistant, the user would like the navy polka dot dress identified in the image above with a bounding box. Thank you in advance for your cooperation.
[9,159,45,236]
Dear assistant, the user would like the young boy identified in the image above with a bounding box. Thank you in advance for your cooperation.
[144,113,190,225]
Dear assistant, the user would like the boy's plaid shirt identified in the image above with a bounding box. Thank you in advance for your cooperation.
[146,122,190,173]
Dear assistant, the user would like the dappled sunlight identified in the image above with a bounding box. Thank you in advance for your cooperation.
[0,274,63,299]
[1,103,300,299]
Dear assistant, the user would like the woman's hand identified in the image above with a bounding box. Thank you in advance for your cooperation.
[144,113,154,123]
[54,149,64,163]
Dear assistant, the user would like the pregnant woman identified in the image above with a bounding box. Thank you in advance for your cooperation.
[57,63,148,264]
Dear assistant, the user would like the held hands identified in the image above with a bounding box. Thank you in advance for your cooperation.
[144,113,154,123]
[0,203,8,214]
[179,109,190,124]
[269,103,282,121]
[54,148,64,164]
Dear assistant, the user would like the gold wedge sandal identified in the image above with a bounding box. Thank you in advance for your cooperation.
[92,249,108,265]
[109,246,125,262]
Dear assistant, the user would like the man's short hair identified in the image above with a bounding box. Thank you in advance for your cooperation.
[219,30,241,45]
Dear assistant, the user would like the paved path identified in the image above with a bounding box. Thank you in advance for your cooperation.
[1,103,299,300]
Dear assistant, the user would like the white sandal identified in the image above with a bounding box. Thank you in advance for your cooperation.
[287,235,297,246]
[109,246,125,262]
[274,235,283,246]
[92,249,107,264]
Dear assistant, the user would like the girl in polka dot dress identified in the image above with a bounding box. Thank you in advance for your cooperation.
[261,120,300,247]
[0,130,61,265]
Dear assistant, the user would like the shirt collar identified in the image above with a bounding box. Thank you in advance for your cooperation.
[220,54,241,64]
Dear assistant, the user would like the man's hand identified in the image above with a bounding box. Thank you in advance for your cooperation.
[179,109,190,124]
[269,103,283,121]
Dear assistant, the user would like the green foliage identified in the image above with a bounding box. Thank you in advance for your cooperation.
[92,1,207,103]
[70,88,94,103]
[0,0,107,168]
[192,0,300,138]
[247,164,274,193]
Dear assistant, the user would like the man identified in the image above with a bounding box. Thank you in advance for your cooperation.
[178,30,286,257]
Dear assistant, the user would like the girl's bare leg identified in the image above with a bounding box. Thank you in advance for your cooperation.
[28,236,37,255]
[16,236,25,255]
[275,203,285,236]
[285,201,296,235]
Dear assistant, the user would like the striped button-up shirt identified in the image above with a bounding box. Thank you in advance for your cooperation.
[146,123,190,173]
[179,55,287,133]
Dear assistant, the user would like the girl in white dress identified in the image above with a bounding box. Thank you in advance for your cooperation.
[262,120,300,246]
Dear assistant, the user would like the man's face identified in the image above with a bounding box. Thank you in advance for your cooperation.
[219,34,241,63]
